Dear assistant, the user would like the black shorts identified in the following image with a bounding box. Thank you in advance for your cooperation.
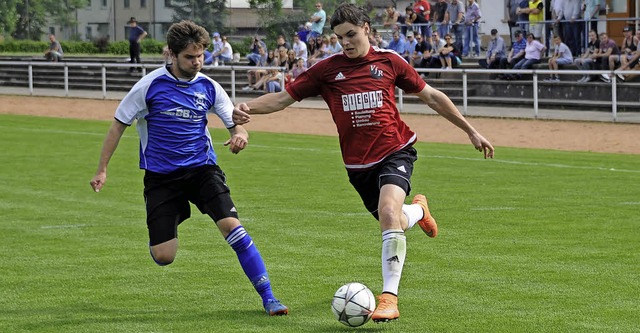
[143,164,238,245]
[347,147,418,220]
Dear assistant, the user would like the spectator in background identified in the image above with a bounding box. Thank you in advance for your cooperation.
[326,33,343,56]
[507,0,524,44]
[463,0,482,58]
[498,30,527,79]
[414,34,434,72]
[298,22,312,43]
[309,2,327,39]
[438,33,459,69]
[480,29,506,70]
[575,29,600,82]
[559,0,581,58]
[44,34,63,62]
[373,30,390,48]
[405,6,429,39]
[308,35,331,66]
[544,34,573,81]
[275,35,291,50]
[591,32,620,83]
[285,49,297,71]
[387,31,407,56]
[614,26,639,72]
[127,17,147,73]
[403,31,418,62]
[383,4,404,28]
[289,58,307,81]
[433,0,450,40]
[275,46,289,67]
[582,0,600,35]
[243,46,268,91]
[411,33,431,67]
[446,0,465,51]
[292,34,308,66]
[412,0,431,23]
[504,32,546,80]
[211,35,233,65]
[247,36,268,66]
[517,0,544,41]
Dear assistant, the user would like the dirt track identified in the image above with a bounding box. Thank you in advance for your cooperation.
[1,95,639,155]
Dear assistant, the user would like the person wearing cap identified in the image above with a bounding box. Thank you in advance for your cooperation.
[480,29,506,70]
[127,17,147,73]
[612,26,639,72]
[403,31,418,62]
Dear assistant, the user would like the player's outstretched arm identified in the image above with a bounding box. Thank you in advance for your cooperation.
[416,85,495,159]
[90,120,128,192]
[233,90,296,125]
[224,124,249,154]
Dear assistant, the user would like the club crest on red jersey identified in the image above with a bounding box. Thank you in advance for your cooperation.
[370,65,384,79]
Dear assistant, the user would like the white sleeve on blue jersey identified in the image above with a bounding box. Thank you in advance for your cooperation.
[201,74,235,129]
[114,68,166,124]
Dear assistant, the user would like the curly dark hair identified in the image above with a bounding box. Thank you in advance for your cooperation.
[166,20,210,55]
[329,3,371,30]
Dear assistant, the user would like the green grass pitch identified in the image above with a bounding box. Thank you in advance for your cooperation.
[0,114,639,332]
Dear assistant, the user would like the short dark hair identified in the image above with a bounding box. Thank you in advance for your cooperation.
[330,3,370,29]
[166,20,210,55]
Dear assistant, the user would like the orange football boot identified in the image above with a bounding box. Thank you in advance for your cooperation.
[412,194,438,237]
[372,293,399,323]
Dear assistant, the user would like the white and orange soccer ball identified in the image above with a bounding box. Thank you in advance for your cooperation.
[331,282,376,327]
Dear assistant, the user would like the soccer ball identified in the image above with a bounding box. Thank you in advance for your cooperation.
[331,282,376,327]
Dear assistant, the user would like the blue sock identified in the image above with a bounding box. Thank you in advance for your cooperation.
[226,226,275,305]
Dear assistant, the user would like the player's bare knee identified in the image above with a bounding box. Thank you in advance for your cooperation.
[149,240,177,266]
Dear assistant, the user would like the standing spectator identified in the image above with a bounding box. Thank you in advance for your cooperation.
[309,2,327,39]
[544,34,573,81]
[463,0,482,58]
[298,22,312,43]
[559,0,581,58]
[480,29,506,69]
[507,0,523,44]
[405,6,429,39]
[498,30,527,79]
[412,0,431,22]
[247,36,268,66]
[575,29,600,82]
[518,0,544,41]
[44,34,63,62]
[90,20,288,317]
[582,0,600,35]
[127,17,147,73]
[433,0,450,39]
[591,32,620,83]
[505,32,546,80]
[446,0,465,51]
[292,34,308,66]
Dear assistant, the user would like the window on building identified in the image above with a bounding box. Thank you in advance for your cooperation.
[124,0,130,8]
[101,0,107,7]
[49,27,55,35]
[86,26,93,40]
[141,0,146,8]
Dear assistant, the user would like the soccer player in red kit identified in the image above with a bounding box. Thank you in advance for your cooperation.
[233,3,494,323]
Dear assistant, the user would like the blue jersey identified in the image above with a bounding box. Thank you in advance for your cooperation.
[114,66,235,174]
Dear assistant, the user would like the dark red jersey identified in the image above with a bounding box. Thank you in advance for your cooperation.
[286,47,426,170]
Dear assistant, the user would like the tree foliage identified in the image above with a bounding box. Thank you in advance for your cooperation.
[8,0,89,40]
[171,0,229,36]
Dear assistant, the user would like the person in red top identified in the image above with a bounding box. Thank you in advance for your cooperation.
[233,3,494,323]
[413,0,431,21]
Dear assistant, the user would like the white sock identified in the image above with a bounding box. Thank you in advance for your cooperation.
[402,203,424,230]
[381,229,407,296]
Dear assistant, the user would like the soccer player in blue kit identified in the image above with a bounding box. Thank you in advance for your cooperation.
[89,20,288,316]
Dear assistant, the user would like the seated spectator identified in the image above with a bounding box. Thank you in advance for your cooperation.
[289,58,307,81]
[545,35,573,81]
[308,35,330,66]
[504,33,546,80]
[276,34,291,50]
[383,4,404,28]
[613,27,639,73]
[285,49,297,71]
[498,31,526,79]
[591,32,620,83]
[479,29,506,70]
[403,31,418,62]
[298,22,312,43]
[373,31,389,49]
[615,29,640,82]
[44,34,63,62]
[247,36,267,66]
[411,33,431,67]
[414,34,435,73]
[438,34,459,69]
[292,34,308,66]
[616,50,640,81]
[575,29,600,82]
[243,46,267,90]
[387,31,407,55]
[275,46,289,67]
[210,35,233,65]
[209,32,223,65]
[247,69,283,93]
[326,33,343,56]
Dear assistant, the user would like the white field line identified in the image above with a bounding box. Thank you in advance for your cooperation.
[4,125,639,174]
[41,224,89,229]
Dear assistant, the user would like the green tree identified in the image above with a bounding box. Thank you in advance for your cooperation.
[171,0,229,36]
[12,0,89,40]
[0,0,20,38]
